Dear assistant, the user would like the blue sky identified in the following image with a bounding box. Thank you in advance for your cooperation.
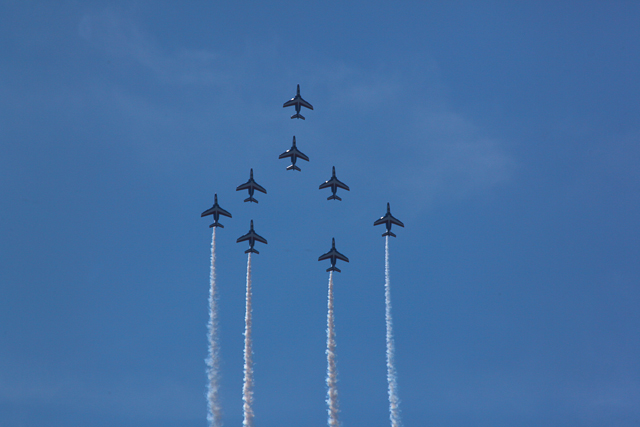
[1,1,640,426]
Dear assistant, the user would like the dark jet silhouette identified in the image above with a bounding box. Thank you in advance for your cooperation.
[318,238,349,272]
[201,194,232,228]
[319,166,350,201]
[236,169,267,203]
[283,84,313,120]
[237,220,267,254]
[279,136,309,171]
[373,203,405,237]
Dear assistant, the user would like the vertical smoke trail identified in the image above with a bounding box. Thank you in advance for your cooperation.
[326,271,339,427]
[206,228,222,427]
[242,253,254,427]
[385,235,401,427]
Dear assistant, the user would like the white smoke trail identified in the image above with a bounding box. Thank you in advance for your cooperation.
[385,235,401,427]
[326,271,339,427]
[206,228,222,427]
[242,253,254,427]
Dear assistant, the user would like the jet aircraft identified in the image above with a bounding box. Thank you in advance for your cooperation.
[318,238,349,272]
[279,136,309,171]
[319,166,350,201]
[236,168,267,203]
[237,220,267,254]
[373,203,405,237]
[201,193,232,228]
[283,84,313,120]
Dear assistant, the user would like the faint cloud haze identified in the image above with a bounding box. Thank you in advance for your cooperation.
[321,63,402,112]
[300,59,515,208]
[75,9,515,209]
[397,109,515,207]
[78,9,225,86]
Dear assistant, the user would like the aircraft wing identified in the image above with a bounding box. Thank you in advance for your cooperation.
[236,233,250,243]
[335,250,349,263]
[373,217,387,226]
[236,182,251,191]
[202,206,231,218]
[335,179,350,191]
[318,251,332,261]
[390,217,405,227]
[201,207,215,217]
[319,180,332,190]
[253,232,267,245]
[283,99,296,108]
[300,99,314,110]
[297,150,310,162]
[253,182,267,194]
[279,150,293,159]
[215,207,232,218]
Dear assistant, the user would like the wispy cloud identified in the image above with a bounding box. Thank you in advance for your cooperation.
[283,57,516,208]
[78,9,227,86]
[75,8,516,208]
[397,109,516,205]
[318,63,403,112]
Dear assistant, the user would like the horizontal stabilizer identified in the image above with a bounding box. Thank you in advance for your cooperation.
[244,197,258,203]
[291,113,305,120]
[327,266,342,273]
[209,222,224,228]
[382,231,397,237]
[327,195,342,201]
[286,164,302,171]
[245,248,260,254]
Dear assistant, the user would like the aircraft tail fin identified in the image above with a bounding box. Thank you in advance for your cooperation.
[291,113,306,120]
[286,164,302,171]
[209,222,224,228]
[327,266,341,273]
[382,231,397,237]
[245,248,260,254]
[327,194,342,201]
[244,197,259,203]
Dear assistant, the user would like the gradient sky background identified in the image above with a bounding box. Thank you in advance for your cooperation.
[2,2,640,426]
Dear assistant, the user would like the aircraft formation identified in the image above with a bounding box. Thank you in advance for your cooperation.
[200,84,406,427]
[201,84,404,266]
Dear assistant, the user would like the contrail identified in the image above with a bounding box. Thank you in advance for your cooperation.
[206,228,222,427]
[242,253,254,427]
[326,271,339,427]
[385,235,401,427]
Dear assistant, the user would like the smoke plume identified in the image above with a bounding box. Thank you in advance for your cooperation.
[326,271,339,427]
[242,253,254,427]
[385,236,401,427]
[206,228,222,427]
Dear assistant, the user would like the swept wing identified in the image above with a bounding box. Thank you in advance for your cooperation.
[236,180,267,194]
[318,248,349,263]
[279,148,309,161]
[201,205,231,218]
[319,177,349,191]
[237,230,267,245]
[283,99,297,108]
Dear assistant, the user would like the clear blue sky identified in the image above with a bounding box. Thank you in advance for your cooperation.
[1,2,639,426]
